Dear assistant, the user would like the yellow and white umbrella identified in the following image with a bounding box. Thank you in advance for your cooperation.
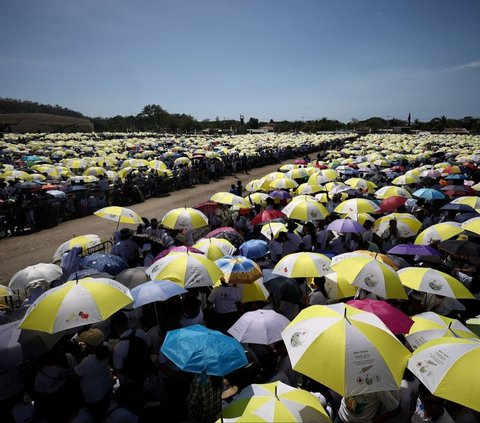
[0,285,14,297]
[324,272,358,300]
[282,304,411,396]
[53,234,102,262]
[19,278,133,334]
[407,338,480,412]
[391,175,419,185]
[193,238,236,261]
[286,169,309,180]
[236,278,270,303]
[451,196,480,211]
[281,200,329,222]
[296,183,325,195]
[334,198,380,214]
[221,381,331,422]
[374,186,412,199]
[345,178,377,193]
[245,179,262,192]
[406,311,479,349]
[211,192,249,207]
[268,177,298,191]
[272,252,331,278]
[83,167,107,177]
[414,221,463,245]
[260,222,288,240]
[148,160,167,171]
[374,213,422,238]
[331,256,407,299]
[146,252,223,288]
[461,216,480,236]
[244,192,270,207]
[161,207,209,230]
[397,267,474,299]
[94,206,143,227]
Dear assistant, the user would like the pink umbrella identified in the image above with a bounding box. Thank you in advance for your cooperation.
[154,246,203,261]
[346,298,413,334]
[294,159,308,165]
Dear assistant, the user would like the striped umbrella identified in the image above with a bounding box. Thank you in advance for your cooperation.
[272,252,331,278]
[161,207,209,230]
[414,221,463,245]
[193,238,236,260]
[215,255,263,285]
[282,200,329,222]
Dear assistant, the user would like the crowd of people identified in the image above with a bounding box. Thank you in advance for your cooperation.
[1,133,480,423]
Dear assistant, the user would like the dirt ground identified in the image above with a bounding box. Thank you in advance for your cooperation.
[0,161,293,286]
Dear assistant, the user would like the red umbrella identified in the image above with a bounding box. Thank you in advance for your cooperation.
[346,298,413,334]
[250,210,286,225]
[154,246,203,261]
[441,185,477,197]
[294,159,308,165]
[195,201,219,215]
[315,163,329,169]
[379,196,408,213]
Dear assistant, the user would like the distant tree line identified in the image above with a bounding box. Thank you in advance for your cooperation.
[1,98,479,133]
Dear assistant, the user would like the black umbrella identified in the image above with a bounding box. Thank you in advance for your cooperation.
[438,239,480,257]
[262,269,303,304]
[440,204,477,214]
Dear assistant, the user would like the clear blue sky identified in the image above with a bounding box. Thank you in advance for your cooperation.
[1,0,479,122]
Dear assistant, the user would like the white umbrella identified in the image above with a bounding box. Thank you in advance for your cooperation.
[9,263,63,290]
[228,310,290,345]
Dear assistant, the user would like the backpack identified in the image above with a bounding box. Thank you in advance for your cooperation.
[120,330,152,383]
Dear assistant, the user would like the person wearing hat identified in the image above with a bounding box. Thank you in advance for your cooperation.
[111,228,139,267]
[75,328,112,422]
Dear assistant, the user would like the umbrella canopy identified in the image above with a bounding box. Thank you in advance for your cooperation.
[281,200,329,222]
[154,245,204,260]
[0,285,14,297]
[268,177,298,190]
[53,234,102,262]
[461,216,480,235]
[437,239,480,258]
[327,219,365,234]
[375,186,412,199]
[228,310,291,345]
[379,196,408,213]
[239,239,269,259]
[407,338,480,412]
[114,266,149,289]
[260,222,288,240]
[19,277,133,333]
[221,381,331,422]
[236,278,270,303]
[451,196,480,211]
[193,238,236,260]
[397,267,474,299]
[324,272,358,300]
[9,263,63,290]
[205,227,245,248]
[215,255,263,285]
[346,298,413,334]
[387,244,440,256]
[131,280,187,308]
[406,312,479,349]
[250,210,286,225]
[263,270,304,304]
[79,253,128,276]
[160,324,248,376]
[441,185,477,197]
[272,252,332,278]
[414,221,463,245]
[391,175,419,185]
[0,321,64,370]
[374,213,422,238]
[412,188,446,201]
[345,178,377,192]
[146,252,223,288]
[281,304,411,397]
[94,206,143,226]
[331,256,407,299]
[334,198,380,214]
[160,207,209,230]
[211,192,249,207]
[440,203,477,214]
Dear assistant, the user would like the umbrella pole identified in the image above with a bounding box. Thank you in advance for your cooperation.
[153,301,161,329]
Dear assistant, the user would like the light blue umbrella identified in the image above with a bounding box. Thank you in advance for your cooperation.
[239,239,269,259]
[131,280,187,308]
[161,325,248,376]
[215,255,263,285]
[412,188,445,201]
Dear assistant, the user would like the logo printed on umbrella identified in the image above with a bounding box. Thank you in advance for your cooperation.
[427,279,443,291]
[79,311,89,320]
[364,274,378,288]
[290,330,307,347]
[284,267,289,273]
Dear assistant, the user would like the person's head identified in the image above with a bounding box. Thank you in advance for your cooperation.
[111,311,129,335]
[303,221,315,234]
[150,218,158,228]
[276,232,288,243]
[363,220,373,230]
[119,228,132,240]
[418,384,447,420]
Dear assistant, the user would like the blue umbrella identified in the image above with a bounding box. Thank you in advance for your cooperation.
[239,239,269,259]
[79,253,128,276]
[160,325,248,376]
[412,188,445,201]
[131,280,187,308]
[444,174,467,180]
[215,255,263,285]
